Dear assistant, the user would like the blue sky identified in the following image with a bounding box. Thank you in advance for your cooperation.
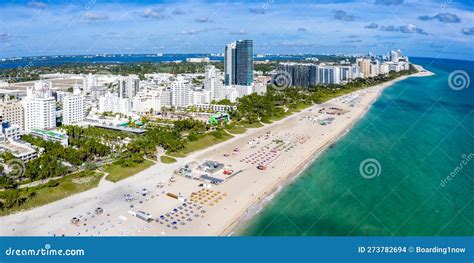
[0,0,473,60]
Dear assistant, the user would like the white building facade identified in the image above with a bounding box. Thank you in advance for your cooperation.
[98,92,132,116]
[22,81,56,131]
[62,91,85,125]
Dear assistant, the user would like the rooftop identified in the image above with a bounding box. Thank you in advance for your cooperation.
[0,141,36,156]
[31,129,67,139]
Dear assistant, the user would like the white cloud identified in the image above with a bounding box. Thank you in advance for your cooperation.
[139,8,167,19]
[195,17,212,23]
[27,1,47,9]
[0,0,472,60]
[83,12,109,22]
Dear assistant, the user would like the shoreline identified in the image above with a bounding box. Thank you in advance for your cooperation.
[221,67,434,236]
[0,66,434,237]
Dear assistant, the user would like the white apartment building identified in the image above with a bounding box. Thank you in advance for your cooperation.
[317,66,341,84]
[83,73,98,93]
[203,65,224,101]
[118,75,140,99]
[132,90,162,114]
[219,86,239,103]
[234,85,253,98]
[2,124,21,141]
[380,63,390,75]
[370,61,380,77]
[98,92,132,116]
[224,42,236,85]
[390,50,400,62]
[191,89,212,105]
[160,88,172,107]
[386,61,410,72]
[62,90,85,125]
[55,91,72,102]
[22,81,56,131]
[339,66,353,81]
[170,79,191,108]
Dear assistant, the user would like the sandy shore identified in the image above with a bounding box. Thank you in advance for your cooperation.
[0,67,434,237]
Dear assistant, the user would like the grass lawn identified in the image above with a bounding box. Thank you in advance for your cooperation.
[0,171,102,216]
[225,125,247,134]
[260,118,273,124]
[240,121,264,129]
[17,178,32,185]
[168,132,233,157]
[160,155,177,164]
[104,160,154,182]
[269,114,289,122]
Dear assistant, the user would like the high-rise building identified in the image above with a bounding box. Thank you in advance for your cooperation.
[367,60,380,77]
[118,75,140,98]
[224,40,253,86]
[339,66,351,81]
[160,88,171,107]
[22,81,56,131]
[379,63,389,75]
[277,63,314,87]
[309,64,318,86]
[224,42,236,86]
[204,65,223,101]
[356,58,371,78]
[0,99,24,129]
[317,66,341,85]
[235,40,253,86]
[62,89,85,125]
[83,73,98,93]
[390,50,398,62]
[278,63,342,87]
[170,79,191,108]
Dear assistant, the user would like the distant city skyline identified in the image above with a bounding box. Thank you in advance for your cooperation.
[1,0,473,60]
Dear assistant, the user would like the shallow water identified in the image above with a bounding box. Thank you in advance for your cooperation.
[241,58,474,236]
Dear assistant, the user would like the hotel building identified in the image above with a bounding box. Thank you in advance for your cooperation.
[21,81,56,131]
[0,99,24,129]
[62,90,85,125]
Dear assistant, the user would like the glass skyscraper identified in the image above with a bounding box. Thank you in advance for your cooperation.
[277,63,343,87]
[224,40,253,86]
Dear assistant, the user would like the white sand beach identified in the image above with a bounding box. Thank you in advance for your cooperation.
[0,68,434,237]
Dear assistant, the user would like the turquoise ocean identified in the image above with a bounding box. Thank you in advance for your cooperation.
[241,58,474,236]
